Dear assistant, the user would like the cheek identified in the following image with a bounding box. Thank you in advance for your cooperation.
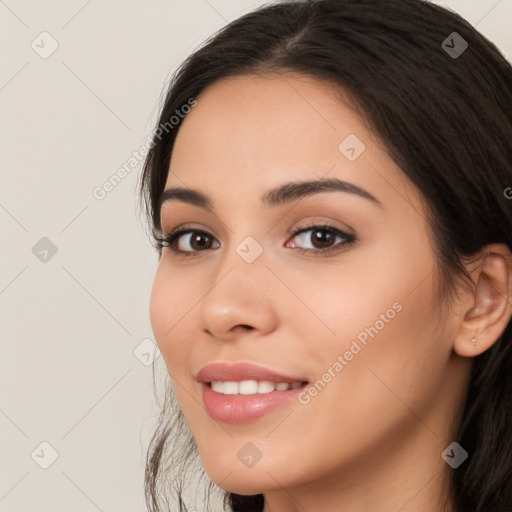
[282,230,434,355]
[150,270,202,428]
[149,262,194,375]
[290,228,444,421]
[149,266,171,350]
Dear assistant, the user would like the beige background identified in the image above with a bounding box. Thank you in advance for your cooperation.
[0,1,510,511]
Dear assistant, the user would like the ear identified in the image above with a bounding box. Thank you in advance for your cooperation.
[453,243,512,357]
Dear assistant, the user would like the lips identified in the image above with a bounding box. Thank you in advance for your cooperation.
[197,362,309,423]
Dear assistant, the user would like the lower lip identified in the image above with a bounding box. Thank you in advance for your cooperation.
[201,383,306,423]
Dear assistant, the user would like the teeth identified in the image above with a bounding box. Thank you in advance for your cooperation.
[211,381,225,393]
[239,380,258,395]
[257,380,275,394]
[210,380,303,395]
[222,381,239,395]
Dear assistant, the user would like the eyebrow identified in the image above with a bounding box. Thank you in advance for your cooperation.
[158,178,383,212]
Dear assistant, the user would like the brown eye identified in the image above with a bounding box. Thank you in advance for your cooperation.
[174,231,219,252]
[156,229,220,254]
[289,226,353,252]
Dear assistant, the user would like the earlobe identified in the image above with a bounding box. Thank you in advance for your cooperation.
[453,244,512,358]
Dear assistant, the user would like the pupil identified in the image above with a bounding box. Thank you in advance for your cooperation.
[313,230,333,248]
[192,233,210,250]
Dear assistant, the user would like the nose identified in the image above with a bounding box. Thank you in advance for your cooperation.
[199,251,279,341]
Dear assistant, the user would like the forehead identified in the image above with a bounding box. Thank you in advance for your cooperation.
[164,73,423,215]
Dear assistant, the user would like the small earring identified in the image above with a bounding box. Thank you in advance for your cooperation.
[471,334,478,346]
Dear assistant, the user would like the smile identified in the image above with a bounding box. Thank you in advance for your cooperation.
[197,362,309,423]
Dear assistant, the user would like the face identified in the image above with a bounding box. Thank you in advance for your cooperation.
[149,73,462,496]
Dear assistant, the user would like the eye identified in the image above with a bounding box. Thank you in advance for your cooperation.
[286,224,355,253]
[155,227,220,256]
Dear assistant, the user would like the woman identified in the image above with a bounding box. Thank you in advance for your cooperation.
[138,0,512,510]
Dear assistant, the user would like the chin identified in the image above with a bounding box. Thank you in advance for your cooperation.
[201,458,282,495]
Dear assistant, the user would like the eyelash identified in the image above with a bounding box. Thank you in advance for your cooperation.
[154,223,356,258]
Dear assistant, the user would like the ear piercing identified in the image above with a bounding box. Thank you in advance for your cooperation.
[471,334,478,346]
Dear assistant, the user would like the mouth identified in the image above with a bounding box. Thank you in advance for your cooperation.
[197,362,309,423]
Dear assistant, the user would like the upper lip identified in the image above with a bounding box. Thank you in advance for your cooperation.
[196,362,308,384]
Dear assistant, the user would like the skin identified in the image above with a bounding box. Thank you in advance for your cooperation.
[149,73,512,512]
